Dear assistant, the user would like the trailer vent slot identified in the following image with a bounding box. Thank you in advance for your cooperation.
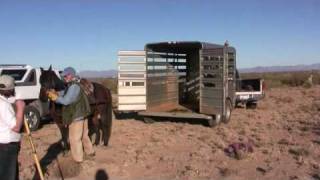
[132,82,145,86]
[120,74,144,78]
[203,82,216,87]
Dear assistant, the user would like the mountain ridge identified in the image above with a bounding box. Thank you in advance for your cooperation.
[239,63,320,73]
[78,63,320,78]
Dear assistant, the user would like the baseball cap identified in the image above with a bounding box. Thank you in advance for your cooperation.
[0,75,15,90]
[61,67,76,77]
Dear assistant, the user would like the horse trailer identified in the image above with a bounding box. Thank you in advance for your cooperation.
[117,41,236,126]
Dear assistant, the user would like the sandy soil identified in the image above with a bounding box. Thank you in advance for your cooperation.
[19,86,320,180]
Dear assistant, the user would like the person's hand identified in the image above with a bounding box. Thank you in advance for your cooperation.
[47,90,58,101]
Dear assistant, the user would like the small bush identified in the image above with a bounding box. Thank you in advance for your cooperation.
[288,147,309,156]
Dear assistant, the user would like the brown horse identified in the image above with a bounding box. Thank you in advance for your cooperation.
[39,67,112,150]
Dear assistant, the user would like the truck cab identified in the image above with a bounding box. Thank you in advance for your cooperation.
[0,64,60,131]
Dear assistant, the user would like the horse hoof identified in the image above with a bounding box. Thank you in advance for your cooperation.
[101,145,111,149]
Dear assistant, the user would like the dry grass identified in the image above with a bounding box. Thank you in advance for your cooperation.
[88,70,320,95]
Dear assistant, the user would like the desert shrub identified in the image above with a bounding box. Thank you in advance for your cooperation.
[288,147,309,156]
[240,70,320,88]
[280,73,308,87]
[302,81,312,88]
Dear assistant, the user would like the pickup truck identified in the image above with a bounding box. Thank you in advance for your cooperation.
[0,64,60,131]
[235,78,265,109]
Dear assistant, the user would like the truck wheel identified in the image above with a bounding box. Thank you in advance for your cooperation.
[246,102,257,109]
[143,117,155,124]
[24,105,41,131]
[208,114,221,127]
[222,100,232,123]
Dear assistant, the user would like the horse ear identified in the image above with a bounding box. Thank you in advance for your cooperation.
[49,65,52,71]
[40,67,44,72]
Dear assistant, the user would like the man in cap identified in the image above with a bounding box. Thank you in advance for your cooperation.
[47,67,95,163]
[0,75,25,180]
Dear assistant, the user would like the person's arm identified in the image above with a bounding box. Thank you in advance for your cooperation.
[11,100,25,133]
[55,84,80,105]
[0,100,25,133]
[57,90,65,96]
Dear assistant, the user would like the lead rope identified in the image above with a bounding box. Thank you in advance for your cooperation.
[24,117,45,180]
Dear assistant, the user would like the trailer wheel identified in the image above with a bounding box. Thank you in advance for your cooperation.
[143,117,155,124]
[222,100,232,123]
[24,105,41,131]
[208,114,221,127]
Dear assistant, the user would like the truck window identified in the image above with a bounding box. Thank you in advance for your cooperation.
[24,69,36,85]
[1,69,27,81]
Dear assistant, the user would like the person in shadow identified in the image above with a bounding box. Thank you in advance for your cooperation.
[95,169,109,180]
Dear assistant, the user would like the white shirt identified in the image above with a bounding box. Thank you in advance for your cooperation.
[0,95,21,143]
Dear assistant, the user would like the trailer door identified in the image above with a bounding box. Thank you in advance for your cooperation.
[200,48,225,115]
[118,51,147,111]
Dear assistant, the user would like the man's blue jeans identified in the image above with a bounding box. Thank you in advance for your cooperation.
[0,142,20,180]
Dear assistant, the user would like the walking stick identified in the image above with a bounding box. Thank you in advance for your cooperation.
[24,117,45,180]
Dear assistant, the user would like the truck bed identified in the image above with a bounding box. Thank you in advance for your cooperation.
[236,78,264,107]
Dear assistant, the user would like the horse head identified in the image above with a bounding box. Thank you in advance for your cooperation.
[39,66,65,102]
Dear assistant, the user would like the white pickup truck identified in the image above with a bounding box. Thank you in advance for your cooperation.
[0,64,60,131]
[235,78,265,109]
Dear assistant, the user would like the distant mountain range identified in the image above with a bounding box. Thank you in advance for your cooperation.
[79,63,320,78]
[239,63,320,73]
[79,70,117,78]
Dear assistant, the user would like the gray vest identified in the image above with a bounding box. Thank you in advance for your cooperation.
[62,82,91,125]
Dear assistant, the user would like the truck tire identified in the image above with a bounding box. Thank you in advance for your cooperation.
[222,100,232,123]
[246,102,257,109]
[24,105,41,131]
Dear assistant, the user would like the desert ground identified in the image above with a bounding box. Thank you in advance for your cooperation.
[19,85,320,180]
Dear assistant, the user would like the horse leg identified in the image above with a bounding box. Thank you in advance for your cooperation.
[56,123,69,154]
[95,126,101,146]
[87,115,94,142]
[100,104,112,146]
[90,110,101,146]
[61,126,69,151]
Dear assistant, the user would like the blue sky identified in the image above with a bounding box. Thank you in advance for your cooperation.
[0,0,319,71]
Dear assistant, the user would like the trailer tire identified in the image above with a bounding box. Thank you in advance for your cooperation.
[222,100,232,123]
[208,114,221,127]
[24,105,41,131]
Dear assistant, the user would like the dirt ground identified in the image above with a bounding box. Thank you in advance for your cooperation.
[19,86,320,180]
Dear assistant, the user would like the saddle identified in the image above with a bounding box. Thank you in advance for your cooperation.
[79,78,95,104]
[79,78,108,106]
